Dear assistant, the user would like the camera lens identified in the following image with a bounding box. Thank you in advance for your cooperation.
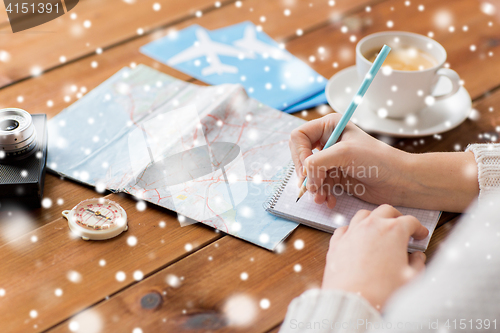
[0,108,37,160]
[0,119,20,131]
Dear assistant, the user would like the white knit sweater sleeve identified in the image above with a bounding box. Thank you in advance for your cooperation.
[466,143,500,199]
[279,289,381,333]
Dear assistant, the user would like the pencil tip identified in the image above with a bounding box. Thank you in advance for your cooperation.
[296,197,300,203]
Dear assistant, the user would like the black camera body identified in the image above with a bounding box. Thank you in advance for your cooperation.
[0,110,48,208]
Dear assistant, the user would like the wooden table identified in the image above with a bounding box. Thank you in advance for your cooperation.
[0,0,498,332]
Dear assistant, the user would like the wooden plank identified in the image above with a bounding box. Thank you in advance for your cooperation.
[266,324,282,333]
[0,0,219,85]
[1,0,497,126]
[284,0,500,101]
[0,173,99,245]
[0,2,378,330]
[44,215,461,332]
[1,1,495,332]
[0,0,379,244]
[426,216,460,261]
[436,212,459,227]
[0,0,375,263]
[48,225,329,333]
[0,0,372,248]
[0,0,377,116]
[0,193,222,333]
[0,0,376,87]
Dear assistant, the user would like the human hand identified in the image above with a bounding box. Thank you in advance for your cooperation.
[289,113,478,212]
[322,205,429,310]
[290,113,410,209]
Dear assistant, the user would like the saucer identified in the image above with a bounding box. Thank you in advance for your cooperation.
[325,66,472,137]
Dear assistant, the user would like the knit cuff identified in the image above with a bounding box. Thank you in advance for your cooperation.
[465,143,500,199]
[279,289,381,333]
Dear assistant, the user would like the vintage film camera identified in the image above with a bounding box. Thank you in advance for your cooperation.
[0,108,48,207]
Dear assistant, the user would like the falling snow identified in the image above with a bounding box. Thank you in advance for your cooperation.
[480,2,496,15]
[136,201,146,211]
[133,270,144,280]
[127,236,138,246]
[166,274,181,288]
[115,271,126,282]
[41,198,52,208]
[67,270,82,283]
[0,50,11,62]
[223,294,257,326]
[294,239,305,250]
[259,298,270,309]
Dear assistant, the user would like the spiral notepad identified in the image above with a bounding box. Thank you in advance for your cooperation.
[264,163,442,251]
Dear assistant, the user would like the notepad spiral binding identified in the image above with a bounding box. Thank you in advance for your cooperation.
[263,161,295,211]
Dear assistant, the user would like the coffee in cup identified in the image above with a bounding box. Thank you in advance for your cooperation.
[365,46,438,72]
[356,31,461,119]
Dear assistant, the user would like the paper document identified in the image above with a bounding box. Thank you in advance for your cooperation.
[48,64,306,250]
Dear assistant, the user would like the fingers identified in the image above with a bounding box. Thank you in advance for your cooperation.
[290,135,308,181]
[397,215,429,240]
[313,178,337,208]
[408,251,426,274]
[371,204,403,219]
[333,226,348,238]
[289,114,344,183]
[350,209,371,225]
[326,194,337,209]
[329,226,348,246]
[327,226,348,254]
[289,118,325,180]
[371,206,428,240]
[314,185,328,205]
[323,176,336,206]
[304,156,328,193]
[305,142,350,175]
[304,143,350,194]
[349,206,428,241]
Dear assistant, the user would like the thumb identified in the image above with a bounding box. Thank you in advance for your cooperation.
[408,251,426,275]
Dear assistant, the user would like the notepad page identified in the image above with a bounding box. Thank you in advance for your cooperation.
[271,171,441,250]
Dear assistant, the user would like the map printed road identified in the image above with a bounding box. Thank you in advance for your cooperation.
[48,65,306,249]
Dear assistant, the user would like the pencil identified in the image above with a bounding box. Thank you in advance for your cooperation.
[296,44,391,202]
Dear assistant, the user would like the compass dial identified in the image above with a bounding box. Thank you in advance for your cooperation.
[63,198,128,240]
[75,201,121,230]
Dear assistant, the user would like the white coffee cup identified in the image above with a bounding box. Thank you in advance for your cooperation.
[356,31,461,119]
